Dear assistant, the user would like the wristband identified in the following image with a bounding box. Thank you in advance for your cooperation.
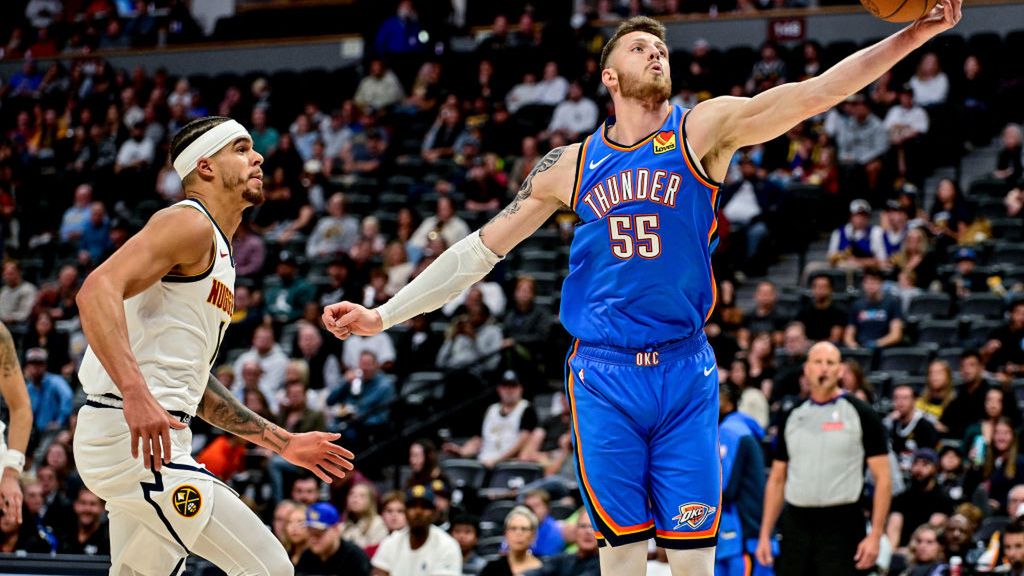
[1,449,25,475]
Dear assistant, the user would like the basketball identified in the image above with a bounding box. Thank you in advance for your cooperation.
[860,0,939,21]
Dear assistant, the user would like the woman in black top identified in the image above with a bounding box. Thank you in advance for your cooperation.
[481,506,543,576]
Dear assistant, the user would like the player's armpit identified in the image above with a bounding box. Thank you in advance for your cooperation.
[479,144,578,256]
[197,373,291,452]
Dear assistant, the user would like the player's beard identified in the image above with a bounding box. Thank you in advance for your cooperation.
[616,65,672,104]
[242,184,264,205]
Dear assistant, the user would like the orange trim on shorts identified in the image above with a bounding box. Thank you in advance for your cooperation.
[568,340,656,537]
[570,136,591,212]
[745,552,753,576]
[679,109,721,190]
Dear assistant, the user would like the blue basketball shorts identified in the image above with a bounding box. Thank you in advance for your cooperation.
[564,332,721,550]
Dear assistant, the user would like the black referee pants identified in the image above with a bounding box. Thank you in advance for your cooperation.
[777,503,868,576]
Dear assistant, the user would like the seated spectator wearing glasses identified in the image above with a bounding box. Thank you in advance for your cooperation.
[481,506,543,576]
[525,511,600,576]
[295,502,371,576]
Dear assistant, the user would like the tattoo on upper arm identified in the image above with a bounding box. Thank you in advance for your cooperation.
[198,374,290,452]
[0,323,18,379]
[484,146,565,233]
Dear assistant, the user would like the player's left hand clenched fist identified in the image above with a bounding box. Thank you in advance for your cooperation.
[321,301,383,341]
[281,431,355,484]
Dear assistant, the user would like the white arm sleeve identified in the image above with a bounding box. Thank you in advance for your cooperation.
[376,230,503,330]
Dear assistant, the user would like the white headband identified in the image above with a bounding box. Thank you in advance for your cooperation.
[173,119,252,180]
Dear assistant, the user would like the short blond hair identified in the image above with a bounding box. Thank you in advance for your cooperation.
[600,16,667,71]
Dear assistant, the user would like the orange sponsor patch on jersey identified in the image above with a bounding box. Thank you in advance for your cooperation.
[653,131,677,154]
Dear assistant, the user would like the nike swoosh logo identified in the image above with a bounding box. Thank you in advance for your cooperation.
[220,251,228,258]
[704,365,715,377]
[588,154,612,170]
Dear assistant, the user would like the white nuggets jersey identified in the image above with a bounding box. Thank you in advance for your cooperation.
[78,199,235,415]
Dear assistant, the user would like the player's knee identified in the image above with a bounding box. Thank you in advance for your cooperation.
[666,546,715,576]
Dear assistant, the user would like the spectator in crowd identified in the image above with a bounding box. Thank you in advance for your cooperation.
[797,273,848,343]
[727,359,769,430]
[24,348,73,434]
[878,201,910,267]
[114,121,154,175]
[757,343,891,575]
[306,192,360,259]
[292,476,320,507]
[273,500,298,548]
[32,264,80,323]
[1,261,39,327]
[964,387,1015,463]
[909,52,950,108]
[719,155,780,276]
[522,489,565,557]
[918,360,956,426]
[436,300,504,372]
[887,383,940,478]
[506,72,540,114]
[994,123,1023,183]
[544,81,598,141]
[284,503,311,565]
[406,439,445,489]
[23,311,70,375]
[891,226,939,291]
[944,247,989,300]
[844,267,904,350]
[533,61,569,106]
[937,445,968,505]
[354,59,406,113]
[340,482,389,553]
[718,382,766,576]
[929,178,972,250]
[985,300,1024,380]
[966,417,1024,514]
[886,448,953,551]
[232,325,290,406]
[372,484,462,575]
[443,370,539,468]
[450,514,487,575]
[955,54,995,150]
[374,0,425,57]
[78,202,112,265]
[421,100,467,163]
[900,524,946,576]
[232,220,266,278]
[0,500,51,554]
[747,41,788,94]
[410,196,471,255]
[827,199,884,270]
[1000,519,1024,576]
[502,276,552,367]
[527,511,600,576]
[381,491,408,534]
[293,321,341,393]
[737,281,786,349]
[248,106,280,158]
[56,487,110,556]
[59,184,94,242]
[295,501,372,575]
[266,251,317,324]
[884,85,930,186]
[195,432,247,481]
[835,95,888,198]
[941,350,995,439]
[342,330,396,372]
[267,370,328,501]
[481,506,543,576]
[326,350,395,448]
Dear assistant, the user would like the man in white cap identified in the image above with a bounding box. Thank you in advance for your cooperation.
[74,116,355,575]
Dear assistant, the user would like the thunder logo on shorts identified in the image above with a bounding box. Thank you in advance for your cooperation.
[172,485,202,518]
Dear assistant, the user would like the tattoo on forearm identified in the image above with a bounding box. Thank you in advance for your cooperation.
[0,323,18,379]
[482,146,564,236]
[198,374,291,452]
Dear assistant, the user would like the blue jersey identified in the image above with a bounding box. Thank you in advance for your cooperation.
[561,105,721,349]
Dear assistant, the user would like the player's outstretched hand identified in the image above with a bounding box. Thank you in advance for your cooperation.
[281,431,355,484]
[911,0,961,37]
[755,535,774,567]
[123,390,188,471]
[321,301,383,341]
[1,470,23,525]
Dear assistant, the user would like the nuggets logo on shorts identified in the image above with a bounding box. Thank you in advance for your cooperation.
[672,502,717,530]
[172,485,202,518]
[653,131,677,154]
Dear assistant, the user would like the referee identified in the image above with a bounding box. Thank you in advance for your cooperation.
[755,342,892,576]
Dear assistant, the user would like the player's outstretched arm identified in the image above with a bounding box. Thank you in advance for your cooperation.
[77,207,216,470]
[0,322,31,524]
[323,145,575,340]
[689,0,961,178]
[197,374,354,483]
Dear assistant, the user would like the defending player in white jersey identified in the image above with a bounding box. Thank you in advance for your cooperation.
[74,116,354,576]
[0,321,32,526]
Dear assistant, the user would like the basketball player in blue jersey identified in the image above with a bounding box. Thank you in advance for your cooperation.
[325,2,961,573]
[0,321,32,527]
[75,116,354,575]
